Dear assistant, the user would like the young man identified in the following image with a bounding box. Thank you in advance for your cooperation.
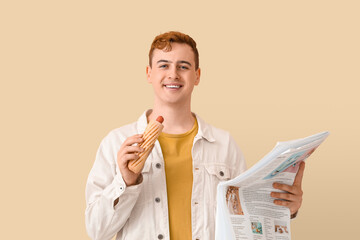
[85,31,304,240]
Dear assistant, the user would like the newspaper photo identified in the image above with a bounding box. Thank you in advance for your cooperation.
[215,131,329,240]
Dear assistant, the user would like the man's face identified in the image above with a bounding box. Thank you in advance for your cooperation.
[146,43,200,106]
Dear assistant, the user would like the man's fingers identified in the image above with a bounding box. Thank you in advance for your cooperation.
[273,182,303,195]
[122,153,139,163]
[293,161,305,187]
[123,134,144,147]
[272,162,305,216]
[118,153,137,167]
[273,199,291,207]
[273,199,301,215]
[271,191,298,202]
[273,182,293,193]
[125,145,144,154]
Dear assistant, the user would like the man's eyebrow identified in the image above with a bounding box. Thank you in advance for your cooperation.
[178,60,191,66]
[156,60,192,66]
[157,60,172,64]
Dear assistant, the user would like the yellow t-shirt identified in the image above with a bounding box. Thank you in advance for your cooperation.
[158,118,198,240]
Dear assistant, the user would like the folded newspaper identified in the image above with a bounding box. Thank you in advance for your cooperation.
[215,131,329,240]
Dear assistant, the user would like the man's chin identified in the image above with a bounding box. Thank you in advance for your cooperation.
[158,98,186,106]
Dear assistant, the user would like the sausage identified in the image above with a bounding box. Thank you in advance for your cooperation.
[156,116,164,123]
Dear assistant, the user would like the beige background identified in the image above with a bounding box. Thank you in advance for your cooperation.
[1,0,359,239]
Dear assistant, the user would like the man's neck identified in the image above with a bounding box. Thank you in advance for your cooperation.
[148,103,195,134]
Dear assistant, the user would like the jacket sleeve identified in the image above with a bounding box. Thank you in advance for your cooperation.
[85,133,142,240]
[228,134,247,178]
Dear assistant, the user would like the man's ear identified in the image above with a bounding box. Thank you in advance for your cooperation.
[195,68,201,86]
[146,65,152,83]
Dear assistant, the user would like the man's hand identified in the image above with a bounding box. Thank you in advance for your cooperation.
[271,161,305,216]
[117,134,145,186]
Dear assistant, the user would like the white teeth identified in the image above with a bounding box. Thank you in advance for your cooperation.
[165,85,181,89]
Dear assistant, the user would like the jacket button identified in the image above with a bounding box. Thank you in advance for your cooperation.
[219,171,224,177]
[158,234,164,239]
[155,197,161,203]
[156,163,161,169]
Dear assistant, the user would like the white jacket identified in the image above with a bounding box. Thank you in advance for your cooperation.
[85,110,247,240]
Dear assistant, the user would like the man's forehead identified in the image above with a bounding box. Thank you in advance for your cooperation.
[152,43,195,63]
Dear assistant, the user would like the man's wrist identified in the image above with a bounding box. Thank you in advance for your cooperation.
[126,174,143,186]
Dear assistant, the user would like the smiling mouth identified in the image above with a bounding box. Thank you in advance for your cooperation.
[163,84,183,89]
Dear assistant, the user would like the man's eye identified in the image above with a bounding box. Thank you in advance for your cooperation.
[179,65,189,70]
[159,65,168,68]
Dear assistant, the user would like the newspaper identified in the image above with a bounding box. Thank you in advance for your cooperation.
[215,131,329,240]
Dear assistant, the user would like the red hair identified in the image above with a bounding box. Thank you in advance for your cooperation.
[149,31,199,69]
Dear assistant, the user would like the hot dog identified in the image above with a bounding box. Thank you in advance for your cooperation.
[128,116,164,173]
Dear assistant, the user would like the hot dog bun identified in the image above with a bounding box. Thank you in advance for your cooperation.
[128,116,164,173]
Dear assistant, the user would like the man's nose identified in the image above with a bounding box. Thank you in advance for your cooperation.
[167,67,179,80]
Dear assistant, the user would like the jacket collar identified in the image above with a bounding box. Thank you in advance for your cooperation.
[136,109,216,143]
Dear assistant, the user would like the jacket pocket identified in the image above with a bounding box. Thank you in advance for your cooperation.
[204,164,231,204]
[204,164,231,181]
